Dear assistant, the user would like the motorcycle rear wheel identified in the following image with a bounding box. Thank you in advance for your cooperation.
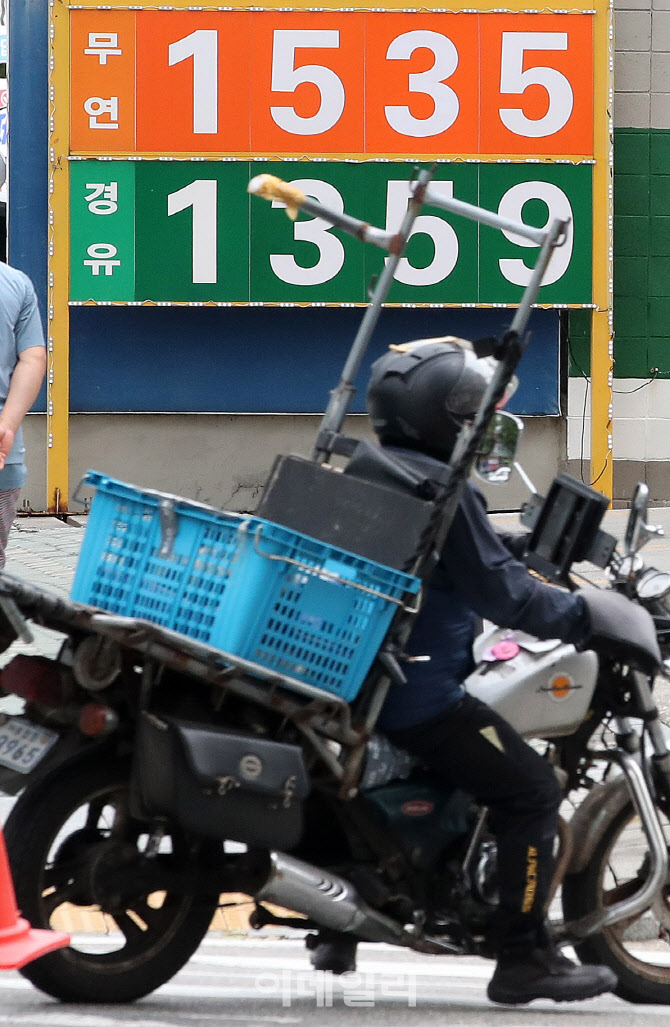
[562,798,670,1005]
[3,756,222,1003]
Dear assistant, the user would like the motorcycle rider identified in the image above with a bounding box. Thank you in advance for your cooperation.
[309,336,617,1006]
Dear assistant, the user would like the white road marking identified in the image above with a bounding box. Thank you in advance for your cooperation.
[0,1017,300,1027]
[182,954,494,977]
[2,938,670,1021]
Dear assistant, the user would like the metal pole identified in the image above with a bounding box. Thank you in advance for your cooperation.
[590,0,615,501]
[249,172,568,467]
[423,185,549,246]
[313,167,435,458]
[47,0,71,514]
[417,216,569,565]
[509,217,569,338]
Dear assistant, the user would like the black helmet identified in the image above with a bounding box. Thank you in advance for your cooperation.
[366,337,517,461]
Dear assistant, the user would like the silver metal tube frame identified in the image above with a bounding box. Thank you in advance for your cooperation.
[423,184,550,245]
[564,749,668,941]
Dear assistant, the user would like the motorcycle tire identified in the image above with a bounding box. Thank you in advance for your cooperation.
[562,798,670,1005]
[3,756,222,1003]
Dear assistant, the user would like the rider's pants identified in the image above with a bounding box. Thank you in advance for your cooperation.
[387,692,563,956]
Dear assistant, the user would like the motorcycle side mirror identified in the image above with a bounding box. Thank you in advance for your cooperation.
[624,483,649,556]
[623,482,663,558]
[474,412,524,485]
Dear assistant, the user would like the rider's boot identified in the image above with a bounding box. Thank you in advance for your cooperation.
[306,930,357,974]
[487,944,617,1005]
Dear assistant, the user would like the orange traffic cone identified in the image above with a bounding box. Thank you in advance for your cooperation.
[0,827,69,969]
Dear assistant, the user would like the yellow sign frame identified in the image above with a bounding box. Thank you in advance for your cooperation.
[48,0,613,508]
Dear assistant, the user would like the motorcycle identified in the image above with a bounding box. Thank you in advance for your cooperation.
[0,417,664,1005]
[0,175,665,1007]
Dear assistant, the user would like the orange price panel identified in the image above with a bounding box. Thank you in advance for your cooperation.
[479,14,594,156]
[136,11,251,154]
[364,13,478,156]
[70,10,136,152]
[250,12,365,155]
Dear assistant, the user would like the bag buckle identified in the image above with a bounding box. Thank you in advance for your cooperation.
[215,775,240,797]
[282,774,297,809]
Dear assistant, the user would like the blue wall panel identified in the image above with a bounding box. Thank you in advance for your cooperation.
[8,0,48,413]
[8,0,48,306]
[69,305,559,414]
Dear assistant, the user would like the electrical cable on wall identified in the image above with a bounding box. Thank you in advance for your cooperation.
[568,334,660,487]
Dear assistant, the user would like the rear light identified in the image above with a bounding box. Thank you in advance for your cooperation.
[1,656,64,707]
[78,703,118,737]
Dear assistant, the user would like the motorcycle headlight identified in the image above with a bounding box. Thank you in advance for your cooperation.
[636,568,670,601]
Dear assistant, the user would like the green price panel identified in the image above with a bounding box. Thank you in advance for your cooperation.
[69,160,592,305]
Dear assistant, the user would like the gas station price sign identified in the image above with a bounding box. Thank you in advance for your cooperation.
[66,4,598,307]
[71,9,593,158]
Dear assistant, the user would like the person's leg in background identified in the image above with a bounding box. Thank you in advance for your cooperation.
[0,488,21,570]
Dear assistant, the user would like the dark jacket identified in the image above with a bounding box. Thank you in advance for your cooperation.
[377,448,588,731]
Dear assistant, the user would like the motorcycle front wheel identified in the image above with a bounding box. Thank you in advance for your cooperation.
[562,798,670,1005]
[3,756,222,1003]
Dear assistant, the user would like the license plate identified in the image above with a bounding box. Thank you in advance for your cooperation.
[0,717,58,774]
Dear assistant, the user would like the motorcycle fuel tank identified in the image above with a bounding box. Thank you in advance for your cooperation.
[362,776,472,869]
[465,628,599,738]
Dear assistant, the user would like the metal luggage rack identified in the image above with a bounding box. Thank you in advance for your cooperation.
[0,574,365,791]
[247,168,568,467]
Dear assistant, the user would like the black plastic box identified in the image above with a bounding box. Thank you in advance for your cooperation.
[524,474,612,582]
[255,452,440,572]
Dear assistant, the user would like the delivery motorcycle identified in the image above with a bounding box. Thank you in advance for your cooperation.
[0,174,666,1006]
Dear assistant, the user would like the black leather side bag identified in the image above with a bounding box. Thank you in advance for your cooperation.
[134,712,310,849]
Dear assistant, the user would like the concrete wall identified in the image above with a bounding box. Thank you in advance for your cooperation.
[568,0,670,501]
[21,412,565,516]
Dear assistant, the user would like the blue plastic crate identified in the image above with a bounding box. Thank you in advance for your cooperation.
[72,472,421,701]
[71,472,251,643]
[213,520,420,700]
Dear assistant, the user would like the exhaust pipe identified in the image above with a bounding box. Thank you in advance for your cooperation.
[255,852,408,945]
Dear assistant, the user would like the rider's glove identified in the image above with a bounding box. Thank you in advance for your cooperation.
[576,586,661,676]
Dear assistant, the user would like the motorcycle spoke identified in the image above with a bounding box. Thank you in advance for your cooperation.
[110,909,152,949]
[83,792,129,840]
[43,858,82,895]
[592,806,670,982]
[41,877,85,918]
[603,876,641,907]
[84,796,113,832]
[126,896,173,930]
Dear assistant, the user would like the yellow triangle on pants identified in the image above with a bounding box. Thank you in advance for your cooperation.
[480,725,505,753]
